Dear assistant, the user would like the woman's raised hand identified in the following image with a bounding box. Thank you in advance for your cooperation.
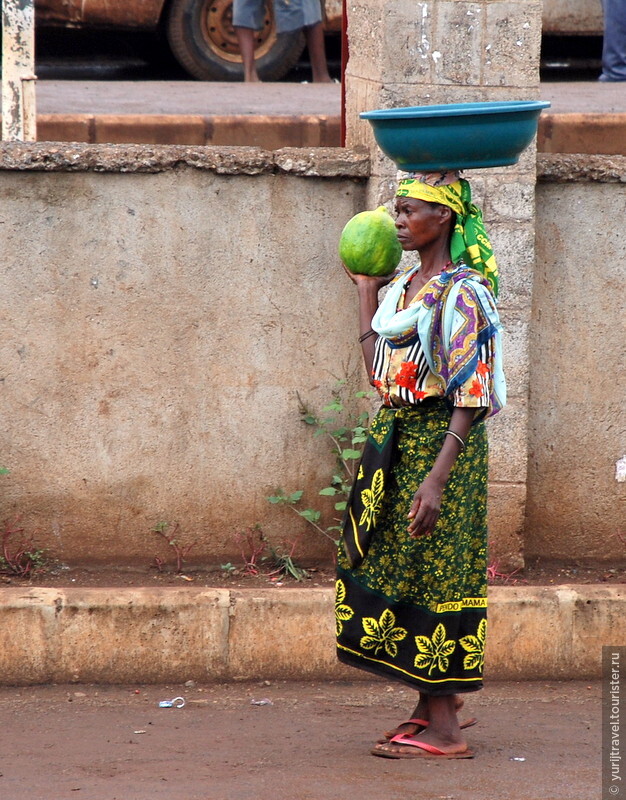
[342,263,398,289]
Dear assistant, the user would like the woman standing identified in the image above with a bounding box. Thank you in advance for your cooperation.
[336,171,505,759]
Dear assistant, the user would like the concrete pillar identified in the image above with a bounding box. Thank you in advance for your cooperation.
[344,0,543,568]
[2,0,37,142]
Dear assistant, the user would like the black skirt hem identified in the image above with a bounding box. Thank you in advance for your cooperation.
[337,648,483,697]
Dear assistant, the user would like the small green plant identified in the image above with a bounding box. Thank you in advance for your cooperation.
[0,518,47,578]
[265,538,309,582]
[234,525,309,582]
[268,383,372,545]
[152,521,196,573]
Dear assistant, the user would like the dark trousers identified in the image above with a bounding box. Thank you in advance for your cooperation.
[601,0,626,80]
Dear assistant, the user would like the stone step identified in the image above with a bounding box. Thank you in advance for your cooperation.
[537,112,626,155]
[0,584,622,685]
[37,113,342,149]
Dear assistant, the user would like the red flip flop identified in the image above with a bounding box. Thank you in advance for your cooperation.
[377,715,478,744]
[372,734,475,760]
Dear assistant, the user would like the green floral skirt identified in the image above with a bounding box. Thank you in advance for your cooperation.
[336,402,488,695]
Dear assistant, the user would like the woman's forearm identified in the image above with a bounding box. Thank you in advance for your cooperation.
[356,282,382,381]
[428,406,475,486]
[407,406,476,536]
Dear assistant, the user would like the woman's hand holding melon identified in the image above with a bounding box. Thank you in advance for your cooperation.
[339,206,401,374]
[341,262,397,289]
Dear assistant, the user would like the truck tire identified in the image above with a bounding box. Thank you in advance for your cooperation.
[166,0,305,81]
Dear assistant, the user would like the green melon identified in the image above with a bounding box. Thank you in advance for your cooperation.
[338,206,402,276]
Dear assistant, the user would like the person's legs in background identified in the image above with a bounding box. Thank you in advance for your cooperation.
[600,0,626,81]
[234,26,260,81]
[234,0,332,83]
[232,0,265,81]
[303,21,332,82]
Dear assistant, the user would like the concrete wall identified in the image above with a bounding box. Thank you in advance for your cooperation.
[0,143,369,566]
[0,145,623,570]
[527,154,626,563]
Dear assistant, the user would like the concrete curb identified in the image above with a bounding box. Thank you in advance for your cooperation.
[34,112,626,155]
[37,113,342,149]
[537,112,626,156]
[0,585,622,685]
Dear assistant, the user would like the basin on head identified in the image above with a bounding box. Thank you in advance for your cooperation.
[360,100,551,171]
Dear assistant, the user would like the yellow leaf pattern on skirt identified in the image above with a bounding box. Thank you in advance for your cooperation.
[459,618,487,671]
[359,468,385,531]
[335,579,354,637]
[360,608,407,658]
[414,623,457,675]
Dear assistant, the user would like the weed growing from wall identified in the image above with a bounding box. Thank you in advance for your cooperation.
[152,522,196,573]
[268,383,373,546]
[0,518,47,578]
[234,524,309,581]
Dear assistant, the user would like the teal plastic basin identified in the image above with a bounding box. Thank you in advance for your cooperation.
[360,100,551,171]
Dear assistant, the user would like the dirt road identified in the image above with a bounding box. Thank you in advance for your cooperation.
[0,679,597,800]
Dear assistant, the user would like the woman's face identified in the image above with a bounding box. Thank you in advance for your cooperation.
[393,196,451,251]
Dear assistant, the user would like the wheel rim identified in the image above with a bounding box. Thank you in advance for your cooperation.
[202,0,278,64]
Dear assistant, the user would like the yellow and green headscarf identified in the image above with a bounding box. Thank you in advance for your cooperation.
[396,173,499,298]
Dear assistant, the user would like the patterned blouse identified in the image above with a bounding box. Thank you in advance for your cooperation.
[372,274,494,410]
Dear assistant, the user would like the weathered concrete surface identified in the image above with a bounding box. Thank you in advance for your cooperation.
[0,585,621,685]
[227,588,337,681]
[0,588,231,684]
[0,145,369,566]
[36,109,626,156]
[19,80,344,117]
[529,161,626,562]
[0,146,483,568]
[538,151,626,182]
[543,0,603,35]
[4,79,622,120]
[0,140,538,572]
[541,81,626,114]
[0,143,623,569]
[1,0,37,141]
[0,141,370,175]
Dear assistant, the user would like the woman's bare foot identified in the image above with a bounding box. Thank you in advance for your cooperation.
[373,696,471,758]
[377,695,466,743]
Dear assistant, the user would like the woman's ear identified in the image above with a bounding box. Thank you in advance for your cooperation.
[439,205,453,226]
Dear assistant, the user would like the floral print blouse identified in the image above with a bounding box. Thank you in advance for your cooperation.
[371,274,495,410]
